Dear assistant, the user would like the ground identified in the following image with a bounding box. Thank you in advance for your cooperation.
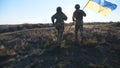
[0,23,120,68]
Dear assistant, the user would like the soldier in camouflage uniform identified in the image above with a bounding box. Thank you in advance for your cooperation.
[51,7,67,46]
[72,4,86,42]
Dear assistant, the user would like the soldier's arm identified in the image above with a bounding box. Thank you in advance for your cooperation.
[63,13,67,20]
[72,12,76,22]
[51,15,55,24]
[64,15,67,21]
[82,10,86,17]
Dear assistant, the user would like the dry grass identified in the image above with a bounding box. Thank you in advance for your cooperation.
[0,23,120,68]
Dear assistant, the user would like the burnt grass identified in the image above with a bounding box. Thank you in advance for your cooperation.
[0,23,120,68]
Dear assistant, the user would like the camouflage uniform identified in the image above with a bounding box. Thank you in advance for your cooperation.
[51,7,67,46]
[72,4,86,41]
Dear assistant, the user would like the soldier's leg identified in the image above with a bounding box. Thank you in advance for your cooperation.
[61,25,64,40]
[59,29,63,45]
[75,24,79,41]
[80,25,83,37]
[57,29,61,46]
[57,26,64,46]
[80,24,83,42]
[59,25,64,46]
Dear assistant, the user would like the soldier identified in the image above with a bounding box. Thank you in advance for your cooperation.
[72,4,86,42]
[51,7,67,46]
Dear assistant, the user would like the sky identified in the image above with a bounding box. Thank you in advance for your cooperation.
[0,0,120,25]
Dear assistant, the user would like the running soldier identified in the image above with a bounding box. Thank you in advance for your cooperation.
[72,4,86,42]
[51,7,67,46]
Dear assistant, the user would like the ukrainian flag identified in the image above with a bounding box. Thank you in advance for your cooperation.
[86,0,117,16]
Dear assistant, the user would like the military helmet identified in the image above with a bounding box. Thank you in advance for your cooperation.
[75,4,80,9]
[57,7,62,12]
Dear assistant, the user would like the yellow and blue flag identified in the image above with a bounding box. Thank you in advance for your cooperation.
[86,0,117,16]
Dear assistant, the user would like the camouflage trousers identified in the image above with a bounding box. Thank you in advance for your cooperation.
[75,20,83,41]
[55,23,64,46]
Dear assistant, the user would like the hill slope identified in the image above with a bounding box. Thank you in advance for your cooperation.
[0,23,120,68]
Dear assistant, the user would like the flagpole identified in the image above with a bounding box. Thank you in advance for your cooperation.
[83,0,91,10]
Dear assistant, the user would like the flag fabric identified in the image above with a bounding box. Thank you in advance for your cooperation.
[86,0,117,16]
